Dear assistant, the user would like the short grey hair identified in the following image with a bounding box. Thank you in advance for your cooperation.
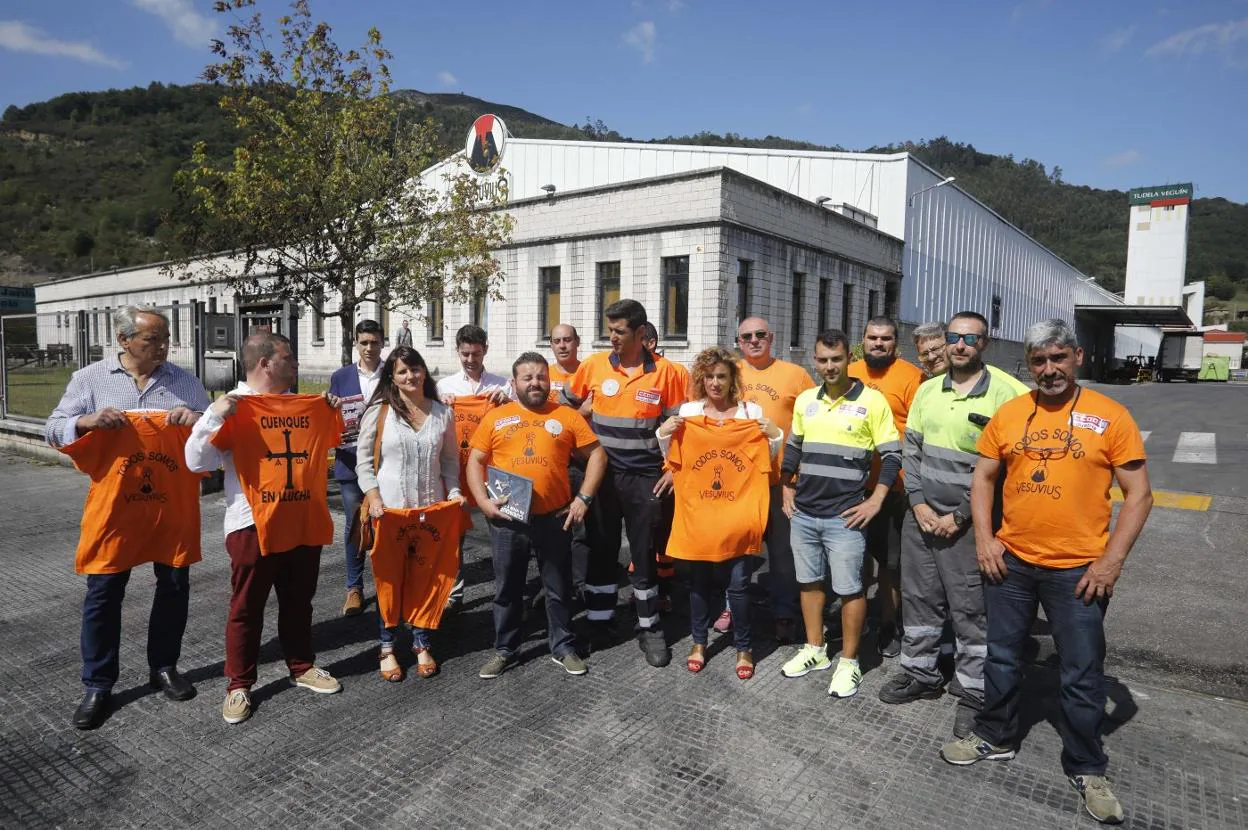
[912,321,945,344]
[1023,318,1078,355]
[114,305,170,339]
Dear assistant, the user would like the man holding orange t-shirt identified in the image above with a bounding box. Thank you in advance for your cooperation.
[940,319,1153,826]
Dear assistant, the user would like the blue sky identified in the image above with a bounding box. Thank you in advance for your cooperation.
[2,0,1246,201]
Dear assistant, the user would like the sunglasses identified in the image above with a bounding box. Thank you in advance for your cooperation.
[737,330,770,343]
[945,332,983,346]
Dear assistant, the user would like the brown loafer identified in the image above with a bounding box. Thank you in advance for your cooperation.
[378,651,403,683]
[412,646,439,678]
[342,588,363,617]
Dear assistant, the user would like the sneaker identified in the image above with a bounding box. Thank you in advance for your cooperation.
[939,733,1017,766]
[342,588,363,617]
[878,674,944,704]
[877,624,902,658]
[780,643,831,678]
[1069,775,1124,824]
[713,609,733,633]
[773,618,799,645]
[478,652,514,679]
[551,653,588,676]
[827,658,862,698]
[953,699,978,739]
[222,689,252,724]
[638,628,671,668]
[292,667,342,694]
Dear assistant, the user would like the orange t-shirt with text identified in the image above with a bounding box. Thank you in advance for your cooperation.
[212,395,343,555]
[61,411,204,575]
[469,401,599,515]
[977,386,1146,569]
[548,362,579,404]
[371,501,466,629]
[738,358,815,483]
[848,357,923,489]
[665,417,772,562]
[451,395,497,507]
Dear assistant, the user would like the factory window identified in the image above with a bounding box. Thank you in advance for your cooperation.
[991,295,1002,330]
[884,282,899,320]
[170,300,180,345]
[470,276,488,329]
[735,259,751,324]
[311,292,325,343]
[428,295,444,342]
[662,255,689,339]
[208,296,217,314]
[790,272,805,348]
[597,261,621,339]
[841,283,854,334]
[817,278,831,334]
[539,266,561,338]
[868,289,879,321]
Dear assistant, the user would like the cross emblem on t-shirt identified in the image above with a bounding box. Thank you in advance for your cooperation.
[266,428,310,490]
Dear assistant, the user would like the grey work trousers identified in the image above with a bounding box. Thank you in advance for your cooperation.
[899,509,987,704]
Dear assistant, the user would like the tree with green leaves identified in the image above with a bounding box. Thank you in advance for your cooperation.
[165,0,512,364]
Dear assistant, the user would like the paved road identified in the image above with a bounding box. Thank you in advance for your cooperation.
[1,381,1246,828]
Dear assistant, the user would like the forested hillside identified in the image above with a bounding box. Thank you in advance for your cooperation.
[1,83,1244,301]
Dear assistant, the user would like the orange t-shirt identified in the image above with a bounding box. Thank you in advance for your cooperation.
[665,417,772,562]
[548,361,579,404]
[61,411,204,575]
[977,386,1146,569]
[370,501,466,629]
[451,395,497,508]
[737,358,816,483]
[848,357,923,489]
[469,401,599,515]
[212,395,343,555]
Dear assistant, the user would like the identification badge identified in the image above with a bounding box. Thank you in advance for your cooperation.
[836,403,868,418]
[493,415,522,431]
[804,402,820,417]
[635,389,661,405]
[601,379,620,397]
[1072,412,1110,435]
[544,418,564,436]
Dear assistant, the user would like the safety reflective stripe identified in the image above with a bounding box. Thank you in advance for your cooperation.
[799,463,866,481]
[924,443,979,466]
[636,614,660,628]
[955,670,985,690]
[900,652,939,670]
[586,609,615,621]
[876,440,902,455]
[584,583,618,595]
[904,624,943,637]
[801,440,871,460]
[919,465,972,487]
[597,435,660,450]
[592,413,659,430]
[955,641,988,658]
[633,585,660,600]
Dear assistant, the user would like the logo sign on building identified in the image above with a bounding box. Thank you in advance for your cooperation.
[465,114,507,174]
[1128,183,1193,206]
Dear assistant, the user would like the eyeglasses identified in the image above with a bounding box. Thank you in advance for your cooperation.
[737,330,770,342]
[918,346,945,359]
[945,332,983,347]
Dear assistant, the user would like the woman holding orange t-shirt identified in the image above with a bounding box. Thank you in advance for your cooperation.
[356,347,464,681]
[658,347,782,679]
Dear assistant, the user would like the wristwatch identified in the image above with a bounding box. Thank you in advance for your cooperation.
[952,509,969,528]
[576,493,594,507]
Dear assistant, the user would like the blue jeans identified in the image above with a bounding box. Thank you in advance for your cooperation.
[379,622,431,651]
[339,478,367,591]
[975,551,1110,776]
[789,509,867,595]
[689,556,757,651]
[490,512,577,658]
[81,564,189,692]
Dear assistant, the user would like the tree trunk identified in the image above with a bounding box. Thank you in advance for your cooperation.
[338,279,357,367]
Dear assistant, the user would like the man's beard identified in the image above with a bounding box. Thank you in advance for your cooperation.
[863,353,896,370]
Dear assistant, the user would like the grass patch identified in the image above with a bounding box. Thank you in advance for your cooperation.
[3,364,74,419]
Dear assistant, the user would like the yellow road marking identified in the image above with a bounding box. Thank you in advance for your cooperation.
[1110,487,1211,511]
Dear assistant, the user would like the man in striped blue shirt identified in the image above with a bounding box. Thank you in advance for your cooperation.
[46,305,210,730]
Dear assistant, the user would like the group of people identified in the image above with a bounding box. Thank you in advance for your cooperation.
[48,296,1152,824]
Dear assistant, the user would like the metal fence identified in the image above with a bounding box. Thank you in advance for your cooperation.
[0,304,200,422]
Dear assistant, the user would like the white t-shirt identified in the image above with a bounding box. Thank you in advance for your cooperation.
[435,369,514,399]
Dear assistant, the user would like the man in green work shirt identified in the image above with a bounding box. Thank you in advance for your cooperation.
[878,311,1028,738]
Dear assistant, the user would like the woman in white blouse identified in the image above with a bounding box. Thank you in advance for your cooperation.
[356,346,464,681]
[657,347,782,679]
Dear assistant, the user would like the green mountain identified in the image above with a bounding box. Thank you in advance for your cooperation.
[2,83,1245,301]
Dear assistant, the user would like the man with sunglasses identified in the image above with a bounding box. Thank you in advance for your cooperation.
[940,319,1152,826]
[880,312,1027,738]
[735,317,815,643]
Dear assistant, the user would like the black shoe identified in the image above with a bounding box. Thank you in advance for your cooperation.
[953,698,980,739]
[149,667,197,701]
[878,674,945,704]
[638,628,671,668]
[877,624,902,658]
[73,690,110,730]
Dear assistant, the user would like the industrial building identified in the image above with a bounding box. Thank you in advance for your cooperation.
[33,121,1174,380]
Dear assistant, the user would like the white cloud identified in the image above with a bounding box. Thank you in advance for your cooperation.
[623,20,656,64]
[0,20,124,68]
[1145,18,1248,64]
[436,70,458,87]
[1104,149,1143,168]
[1101,25,1137,55]
[666,0,686,11]
[131,0,216,48]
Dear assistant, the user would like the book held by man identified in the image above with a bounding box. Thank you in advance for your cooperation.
[486,466,534,523]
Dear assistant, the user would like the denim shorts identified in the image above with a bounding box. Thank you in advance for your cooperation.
[790,509,867,595]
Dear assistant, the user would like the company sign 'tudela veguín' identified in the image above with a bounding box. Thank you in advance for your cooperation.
[1128,183,1193,205]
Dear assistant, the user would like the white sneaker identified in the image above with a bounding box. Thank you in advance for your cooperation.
[827,658,862,698]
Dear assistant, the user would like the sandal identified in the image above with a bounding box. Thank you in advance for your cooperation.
[735,651,754,680]
[378,650,403,683]
[413,646,439,678]
[686,645,706,673]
